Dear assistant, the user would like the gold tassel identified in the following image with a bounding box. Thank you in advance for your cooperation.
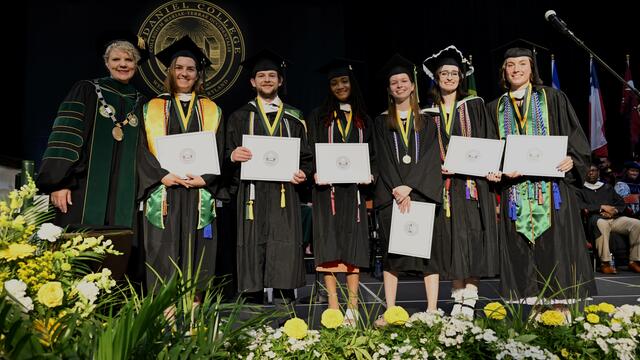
[247,200,254,220]
[161,188,168,216]
[280,184,286,208]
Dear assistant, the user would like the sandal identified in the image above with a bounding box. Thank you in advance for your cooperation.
[373,314,387,328]
[343,308,359,327]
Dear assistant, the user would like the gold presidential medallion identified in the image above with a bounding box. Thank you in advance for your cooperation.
[112,126,124,141]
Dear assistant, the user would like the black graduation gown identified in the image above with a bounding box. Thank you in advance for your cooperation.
[487,86,596,300]
[425,97,500,280]
[137,94,229,288]
[373,111,443,273]
[226,102,313,292]
[37,77,142,228]
[307,107,375,269]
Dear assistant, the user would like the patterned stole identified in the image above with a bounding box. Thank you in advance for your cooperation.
[496,87,561,243]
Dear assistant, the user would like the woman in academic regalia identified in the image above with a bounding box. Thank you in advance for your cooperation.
[487,44,596,307]
[421,46,500,318]
[307,58,375,325]
[37,37,147,229]
[137,36,229,290]
[373,54,443,326]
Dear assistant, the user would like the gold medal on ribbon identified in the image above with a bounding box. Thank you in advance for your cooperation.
[402,155,411,164]
[128,113,138,127]
[99,104,116,118]
[112,126,124,141]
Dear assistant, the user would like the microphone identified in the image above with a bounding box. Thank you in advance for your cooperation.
[545,10,570,34]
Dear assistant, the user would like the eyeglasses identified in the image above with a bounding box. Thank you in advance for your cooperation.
[438,71,460,78]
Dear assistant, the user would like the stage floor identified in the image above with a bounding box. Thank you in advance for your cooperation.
[255,266,640,327]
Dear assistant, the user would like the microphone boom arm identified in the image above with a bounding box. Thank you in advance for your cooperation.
[547,11,640,99]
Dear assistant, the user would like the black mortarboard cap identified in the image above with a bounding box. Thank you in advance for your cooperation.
[494,38,548,60]
[241,49,289,76]
[422,45,474,80]
[379,54,415,80]
[317,57,363,80]
[155,35,212,70]
[98,31,149,64]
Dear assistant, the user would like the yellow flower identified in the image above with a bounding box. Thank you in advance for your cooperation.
[539,310,566,326]
[597,302,615,314]
[0,243,36,261]
[60,263,71,271]
[484,302,507,320]
[560,348,569,358]
[283,317,308,339]
[383,306,409,325]
[321,309,344,329]
[584,305,599,313]
[586,313,600,324]
[37,282,64,308]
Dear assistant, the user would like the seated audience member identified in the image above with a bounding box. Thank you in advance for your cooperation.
[577,164,640,274]
[614,161,640,216]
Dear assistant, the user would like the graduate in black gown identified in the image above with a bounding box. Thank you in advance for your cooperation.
[137,36,228,290]
[487,44,596,306]
[37,38,146,229]
[226,50,313,306]
[373,55,443,325]
[307,58,374,323]
[422,46,500,318]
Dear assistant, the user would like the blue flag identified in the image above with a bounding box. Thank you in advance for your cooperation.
[551,55,560,90]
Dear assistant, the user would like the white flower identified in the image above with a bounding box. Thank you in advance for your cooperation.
[390,333,398,340]
[265,350,276,359]
[76,281,99,303]
[3,279,33,313]
[596,338,609,353]
[37,223,63,242]
[4,279,27,296]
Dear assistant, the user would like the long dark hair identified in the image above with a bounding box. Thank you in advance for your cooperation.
[428,65,469,104]
[499,57,543,91]
[320,73,368,129]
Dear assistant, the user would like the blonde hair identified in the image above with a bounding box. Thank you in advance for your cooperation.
[103,40,141,64]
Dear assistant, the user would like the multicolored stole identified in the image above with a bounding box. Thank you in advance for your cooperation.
[143,95,221,230]
[495,85,561,243]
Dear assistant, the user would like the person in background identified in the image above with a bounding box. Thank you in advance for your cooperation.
[576,164,640,274]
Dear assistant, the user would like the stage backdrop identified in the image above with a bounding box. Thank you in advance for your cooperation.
[3,1,637,170]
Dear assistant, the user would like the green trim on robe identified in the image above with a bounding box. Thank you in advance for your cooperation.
[82,77,139,227]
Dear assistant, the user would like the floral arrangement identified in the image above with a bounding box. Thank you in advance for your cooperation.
[233,302,640,359]
[0,179,121,341]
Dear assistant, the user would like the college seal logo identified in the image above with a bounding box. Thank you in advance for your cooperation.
[137,0,245,98]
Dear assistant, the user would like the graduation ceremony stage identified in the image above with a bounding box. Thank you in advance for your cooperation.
[261,268,640,327]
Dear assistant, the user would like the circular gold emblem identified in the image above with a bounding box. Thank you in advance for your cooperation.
[137,0,245,99]
[99,104,116,118]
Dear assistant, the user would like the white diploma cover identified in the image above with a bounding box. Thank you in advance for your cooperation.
[502,135,568,177]
[155,131,220,178]
[388,201,436,259]
[315,143,371,184]
[241,135,300,182]
[443,136,505,177]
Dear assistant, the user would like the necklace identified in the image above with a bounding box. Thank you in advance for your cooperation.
[93,80,141,141]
